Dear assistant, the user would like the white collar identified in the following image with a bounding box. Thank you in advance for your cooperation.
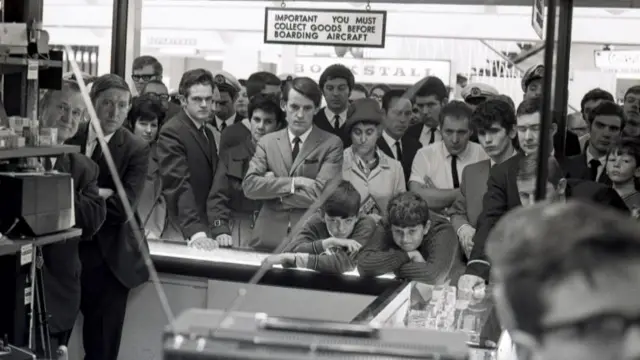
[87,124,116,145]
[382,130,400,148]
[324,107,348,122]
[442,141,471,160]
[288,126,313,144]
[184,110,206,130]
[216,113,236,127]
[586,145,606,164]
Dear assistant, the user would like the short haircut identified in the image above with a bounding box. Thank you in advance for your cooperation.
[415,76,448,102]
[352,83,369,97]
[586,100,626,128]
[322,180,361,218]
[319,64,355,91]
[516,96,556,124]
[471,98,517,133]
[247,93,286,128]
[126,95,167,138]
[494,94,515,111]
[132,55,163,75]
[90,74,130,103]
[609,137,640,172]
[516,153,563,186]
[624,85,640,100]
[246,71,281,99]
[178,69,215,97]
[40,80,83,115]
[370,84,391,95]
[282,77,322,108]
[387,192,431,228]
[439,100,472,127]
[580,88,614,114]
[486,200,640,337]
[142,79,168,93]
[381,89,408,113]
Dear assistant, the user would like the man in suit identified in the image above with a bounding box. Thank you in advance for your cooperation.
[243,77,343,251]
[458,96,628,295]
[210,70,243,133]
[65,74,149,360]
[449,99,517,258]
[157,69,220,249]
[376,89,421,183]
[563,101,624,184]
[218,71,282,155]
[39,79,106,349]
[574,88,615,151]
[405,76,448,147]
[313,64,355,147]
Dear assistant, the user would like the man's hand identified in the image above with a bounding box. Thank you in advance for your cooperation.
[188,237,219,251]
[98,188,114,199]
[407,250,425,263]
[457,274,486,300]
[294,177,316,191]
[263,253,296,267]
[323,238,362,254]
[457,224,476,258]
[215,234,233,248]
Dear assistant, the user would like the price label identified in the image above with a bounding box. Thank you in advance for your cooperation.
[27,59,39,80]
[20,244,33,265]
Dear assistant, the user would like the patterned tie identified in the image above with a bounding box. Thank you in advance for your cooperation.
[451,155,460,188]
[292,137,301,161]
[333,115,341,130]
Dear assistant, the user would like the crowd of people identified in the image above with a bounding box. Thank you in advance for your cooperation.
[34,54,640,359]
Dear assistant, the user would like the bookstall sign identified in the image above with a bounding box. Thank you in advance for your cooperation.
[264,7,387,48]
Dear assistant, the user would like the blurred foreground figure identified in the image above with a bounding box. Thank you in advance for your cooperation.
[487,201,640,360]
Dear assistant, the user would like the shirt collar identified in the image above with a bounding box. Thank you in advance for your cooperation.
[87,124,116,145]
[442,141,471,160]
[490,149,519,167]
[288,126,313,144]
[216,113,236,128]
[382,130,400,148]
[586,147,606,164]
[324,108,348,123]
[184,110,206,130]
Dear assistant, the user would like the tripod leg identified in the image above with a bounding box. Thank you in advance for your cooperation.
[34,247,52,359]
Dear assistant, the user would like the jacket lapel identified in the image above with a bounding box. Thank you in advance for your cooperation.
[180,110,212,164]
[291,127,322,174]
[275,129,293,171]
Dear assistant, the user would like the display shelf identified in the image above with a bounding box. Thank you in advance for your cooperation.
[0,228,82,256]
[0,56,63,75]
[0,144,80,160]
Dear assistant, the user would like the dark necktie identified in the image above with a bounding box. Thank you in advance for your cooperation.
[90,140,102,163]
[395,141,403,160]
[200,126,209,143]
[451,155,460,188]
[219,121,227,132]
[292,137,301,161]
[429,128,436,144]
[333,115,341,130]
[589,159,601,181]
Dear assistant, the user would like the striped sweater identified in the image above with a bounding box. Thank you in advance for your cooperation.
[282,213,377,274]
[356,213,462,284]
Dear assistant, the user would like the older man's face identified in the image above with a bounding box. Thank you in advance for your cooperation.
[42,86,86,143]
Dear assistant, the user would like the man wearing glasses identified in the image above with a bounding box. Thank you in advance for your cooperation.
[140,79,181,119]
[131,56,163,95]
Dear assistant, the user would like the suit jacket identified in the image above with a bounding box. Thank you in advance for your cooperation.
[554,129,581,158]
[562,153,611,184]
[450,159,491,231]
[466,153,628,281]
[219,119,251,156]
[377,135,422,185]
[243,126,343,251]
[313,109,351,148]
[157,109,219,241]
[65,122,150,289]
[42,153,106,333]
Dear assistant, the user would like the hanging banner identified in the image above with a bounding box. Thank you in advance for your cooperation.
[263,7,387,48]
[531,0,544,40]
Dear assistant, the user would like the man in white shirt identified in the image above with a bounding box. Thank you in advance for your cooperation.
[409,101,489,213]
[312,64,355,147]
[406,76,449,147]
[243,77,343,251]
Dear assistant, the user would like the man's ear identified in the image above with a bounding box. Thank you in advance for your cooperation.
[179,94,187,107]
[422,220,432,236]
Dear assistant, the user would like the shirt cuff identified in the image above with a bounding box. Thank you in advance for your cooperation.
[290,178,296,194]
[456,224,473,237]
[294,253,309,268]
[187,231,207,246]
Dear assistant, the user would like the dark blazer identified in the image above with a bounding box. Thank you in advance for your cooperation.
[313,109,351,148]
[554,130,581,158]
[466,153,628,281]
[562,153,611,184]
[65,123,150,289]
[157,109,219,241]
[42,153,106,333]
[377,135,422,185]
[219,120,251,156]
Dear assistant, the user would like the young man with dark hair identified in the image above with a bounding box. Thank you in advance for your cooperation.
[377,89,422,183]
[265,181,377,274]
[405,76,449,146]
[449,99,517,258]
[623,85,640,138]
[243,76,343,251]
[486,201,640,360]
[219,71,283,154]
[356,192,462,284]
[349,83,369,102]
[131,55,163,94]
[409,100,488,212]
[563,100,624,183]
[211,70,243,133]
[314,64,356,146]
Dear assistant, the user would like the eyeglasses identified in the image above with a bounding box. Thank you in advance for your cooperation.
[145,92,170,101]
[132,74,158,82]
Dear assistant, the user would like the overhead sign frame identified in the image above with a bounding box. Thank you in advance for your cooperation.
[531,0,544,40]
[263,7,387,48]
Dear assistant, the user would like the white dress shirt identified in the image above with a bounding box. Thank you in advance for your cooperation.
[86,125,116,158]
[288,127,312,149]
[410,141,489,189]
[586,147,607,180]
[382,130,402,160]
[215,113,236,132]
[418,125,442,146]
[324,108,348,129]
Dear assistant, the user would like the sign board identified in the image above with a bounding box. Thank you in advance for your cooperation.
[594,50,640,72]
[531,0,544,40]
[263,7,387,48]
[292,57,451,86]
